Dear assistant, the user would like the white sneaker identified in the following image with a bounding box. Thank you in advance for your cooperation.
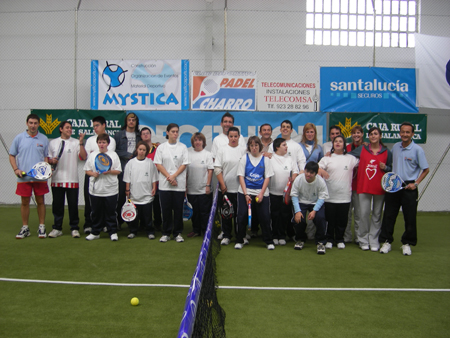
[38,225,47,238]
[279,239,287,246]
[234,243,244,249]
[217,231,224,240]
[221,238,230,245]
[360,243,370,251]
[294,241,304,250]
[175,234,184,243]
[317,243,326,255]
[337,242,345,249]
[267,244,275,250]
[48,229,63,238]
[160,235,170,242]
[103,227,108,233]
[127,233,136,239]
[273,239,279,245]
[148,234,155,240]
[71,230,80,238]
[16,226,30,239]
[370,246,379,252]
[110,233,118,241]
[84,227,92,234]
[245,234,252,240]
[86,233,100,241]
[380,242,391,254]
[402,244,412,256]
[325,242,333,249]
[243,238,249,245]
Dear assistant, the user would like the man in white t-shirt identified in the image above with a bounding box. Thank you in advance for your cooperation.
[322,125,341,155]
[211,112,246,159]
[83,116,116,235]
[48,121,87,239]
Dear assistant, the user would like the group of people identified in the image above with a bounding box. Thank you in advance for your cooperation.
[9,112,429,256]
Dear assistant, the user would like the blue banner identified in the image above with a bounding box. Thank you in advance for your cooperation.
[320,67,418,113]
[131,111,327,149]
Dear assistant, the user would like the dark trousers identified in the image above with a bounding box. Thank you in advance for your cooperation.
[51,186,79,230]
[128,202,154,235]
[325,202,350,244]
[83,174,92,229]
[90,194,118,236]
[159,190,185,237]
[294,203,327,244]
[379,187,418,246]
[270,194,292,240]
[218,192,238,240]
[188,193,212,235]
[153,190,162,228]
[236,193,273,245]
[116,172,126,225]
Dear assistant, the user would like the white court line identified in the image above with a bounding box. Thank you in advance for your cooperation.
[1,278,449,292]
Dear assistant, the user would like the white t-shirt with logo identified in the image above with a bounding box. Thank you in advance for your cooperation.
[268,139,306,171]
[187,148,214,195]
[269,153,299,196]
[214,144,246,193]
[123,157,158,204]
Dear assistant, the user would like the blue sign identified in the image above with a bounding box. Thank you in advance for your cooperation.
[320,67,418,113]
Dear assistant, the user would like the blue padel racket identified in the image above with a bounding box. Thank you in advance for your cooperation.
[52,140,65,171]
[381,172,406,193]
[183,197,193,221]
[247,200,252,230]
[20,162,52,180]
[93,153,112,190]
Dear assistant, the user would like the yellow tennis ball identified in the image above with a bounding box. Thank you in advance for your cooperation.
[131,297,139,306]
[255,197,259,202]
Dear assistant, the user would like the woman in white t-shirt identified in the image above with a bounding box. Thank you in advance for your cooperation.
[154,123,190,243]
[318,135,359,249]
[269,138,299,246]
[186,133,214,238]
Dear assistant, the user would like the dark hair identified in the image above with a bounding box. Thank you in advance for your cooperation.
[27,113,40,123]
[280,120,293,129]
[247,136,263,153]
[165,123,179,139]
[221,112,234,124]
[368,126,385,147]
[93,116,106,126]
[259,123,272,132]
[121,112,139,132]
[273,138,286,152]
[140,127,151,135]
[227,126,240,136]
[58,121,71,134]
[96,133,110,144]
[331,135,347,154]
[191,132,206,148]
[329,125,341,134]
[305,161,319,174]
[400,122,414,132]
[135,141,150,156]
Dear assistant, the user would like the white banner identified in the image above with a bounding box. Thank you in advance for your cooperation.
[415,34,450,109]
[258,81,319,112]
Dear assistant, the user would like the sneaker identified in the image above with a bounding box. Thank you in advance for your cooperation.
[187,232,200,238]
[16,226,30,239]
[217,231,224,240]
[127,233,136,239]
[243,238,249,245]
[110,233,118,241]
[84,227,92,234]
[245,233,252,240]
[279,239,287,246]
[221,238,230,245]
[86,233,100,241]
[380,242,391,254]
[160,235,170,243]
[175,234,184,243]
[71,230,80,238]
[325,242,333,249]
[402,244,412,256]
[103,227,108,233]
[317,243,326,254]
[370,246,379,252]
[267,244,275,250]
[337,243,345,249]
[38,225,47,238]
[294,241,304,250]
[234,243,244,250]
[48,229,63,238]
[360,243,370,251]
[273,239,279,245]
[148,234,155,240]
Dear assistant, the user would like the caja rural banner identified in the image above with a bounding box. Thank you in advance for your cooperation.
[321,67,418,113]
[91,60,190,110]
[191,71,256,110]
[131,111,327,149]
[329,113,427,144]
[258,81,320,112]
[33,109,126,139]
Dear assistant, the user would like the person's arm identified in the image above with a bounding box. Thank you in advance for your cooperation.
[215,170,227,193]
[151,182,157,196]
[256,177,270,203]
[125,182,130,198]
[205,169,213,195]
[405,168,429,190]
[239,176,252,204]
[167,164,187,186]
[78,133,87,161]
[9,154,22,177]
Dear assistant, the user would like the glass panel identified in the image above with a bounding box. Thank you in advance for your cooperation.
[376,16,382,30]
[358,0,365,13]
[383,32,390,47]
[366,31,374,46]
[315,30,323,45]
[315,13,323,28]
[332,30,340,45]
[349,0,357,13]
[357,31,365,46]
[400,16,407,31]
[375,32,382,46]
[341,0,349,13]
[324,14,332,28]
[392,16,399,31]
[366,15,374,30]
[383,0,391,14]
[341,14,349,29]
[341,31,349,46]
[399,32,407,47]
[349,31,357,46]
[409,1,416,15]
[306,0,315,12]
[306,30,314,45]
[332,0,340,13]
[323,30,331,45]
[391,32,399,47]
[408,17,416,32]
[358,15,365,29]
[324,0,332,12]
[349,14,357,29]
[408,33,415,47]
[383,16,390,31]
[400,0,408,15]
[392,1,399,15]
[366,0,374,14]
[306,13,314,28]
[315,0,323,12]
[332,14,340,29]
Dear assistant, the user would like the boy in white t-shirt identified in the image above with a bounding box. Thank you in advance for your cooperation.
[290,161,329,254]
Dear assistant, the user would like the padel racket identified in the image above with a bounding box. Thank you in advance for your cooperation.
[93,153,112,190]
[220,194,234,219]
[20,162,52,180]
[247,200,252,230]
[283,180,292,205]
[121,199,137,222]
[381,172,406,193]
[183,197,193,221]
[52,140,65,171]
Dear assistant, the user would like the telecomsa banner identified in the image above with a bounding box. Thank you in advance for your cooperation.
[191,71,256,110]
[321,67,418,113]
[33,109,126,138]
[131,111,327,149]
[258,81,320,112]
[91,60,189,110]
[329,113,427,144]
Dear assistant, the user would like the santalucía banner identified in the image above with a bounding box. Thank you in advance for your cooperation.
[321,67,418,113]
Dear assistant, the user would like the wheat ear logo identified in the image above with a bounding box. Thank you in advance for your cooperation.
[338,118,360,138]
[40,114,60,135]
